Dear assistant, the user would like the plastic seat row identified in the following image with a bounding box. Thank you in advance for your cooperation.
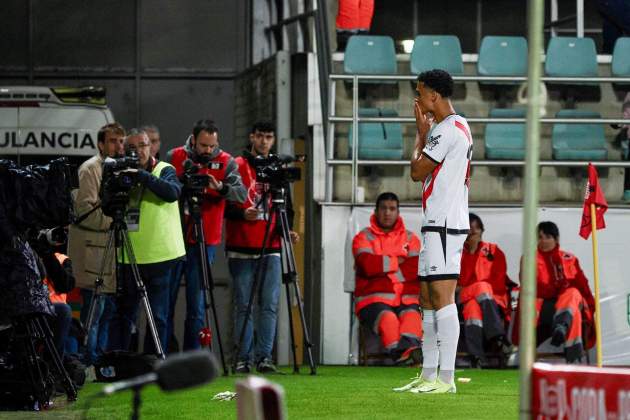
[346,107,607,161]
[485,108,607,161]
[343,35,630,79]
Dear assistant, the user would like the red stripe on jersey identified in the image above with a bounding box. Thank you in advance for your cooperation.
[455,120,473,187]
[422,161,444,210]
[455,120,472,144]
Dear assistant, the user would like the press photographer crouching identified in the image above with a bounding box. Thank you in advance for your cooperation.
[107,129,186,356]
[225,121,300,374]
[68,123,125,367]
[167,119,245,351]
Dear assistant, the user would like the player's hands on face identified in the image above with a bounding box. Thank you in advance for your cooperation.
[244,207,260,221]
[414,99,432,137]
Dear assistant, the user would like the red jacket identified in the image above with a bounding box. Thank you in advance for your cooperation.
[352,215,421,313]
[535,247,595,310]
[168,146,233,245]
[459,241,510,309]
[225,154,281,254]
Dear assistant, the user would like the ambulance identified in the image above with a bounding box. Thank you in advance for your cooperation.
[0,86,114,165]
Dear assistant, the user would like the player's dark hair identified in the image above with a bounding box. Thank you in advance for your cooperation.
[538,221,560,240]
[417,69,454,98]
[375,192,399,209]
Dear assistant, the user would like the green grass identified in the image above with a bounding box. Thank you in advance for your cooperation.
[0,366,519,419]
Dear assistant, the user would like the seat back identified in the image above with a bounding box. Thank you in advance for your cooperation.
[477,36,528,77]
[410,35,463,76]
[344,35,398,75]
[484,108,526,160]
[552,109,607,160]
[612,37,630,77]
[545,37,598,77]
[348,108,403,160]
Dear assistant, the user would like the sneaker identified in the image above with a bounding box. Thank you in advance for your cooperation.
[392,374,432,392]
[235,360,251,374]
[410,378,456,394]
[395,346,422,365]
[256,358,280,374]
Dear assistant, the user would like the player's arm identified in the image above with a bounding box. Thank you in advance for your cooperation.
[410,148,438,182]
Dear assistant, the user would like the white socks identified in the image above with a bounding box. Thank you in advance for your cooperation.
[436,303,460,384]
[420,309,438,382]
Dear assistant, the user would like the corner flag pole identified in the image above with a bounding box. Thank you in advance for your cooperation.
[519,0,544,418]
[590,203,603,367]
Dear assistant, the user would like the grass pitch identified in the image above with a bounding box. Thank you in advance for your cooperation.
[1,366,519,419]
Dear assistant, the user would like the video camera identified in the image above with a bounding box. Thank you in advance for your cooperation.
[182,159,211,192]
[100,150,140,217]
[253,154,302,187]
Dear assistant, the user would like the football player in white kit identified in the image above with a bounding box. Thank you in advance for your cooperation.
[393,69,472,394]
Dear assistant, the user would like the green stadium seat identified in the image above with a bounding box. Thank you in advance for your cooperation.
[410,35,463,76]
[344,35,397,76]
[612,37,630,77]
[348,108,403,160]
[545,37,598,78]
[477,36,528,80]
[552,109,607,160]
[484,108,526,160]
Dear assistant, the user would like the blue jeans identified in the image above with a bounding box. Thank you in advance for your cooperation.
[80,288,116,365]
[168,245,216,351]
[53,303,72,359]
[229,255,281,363]
[109,261,175,355]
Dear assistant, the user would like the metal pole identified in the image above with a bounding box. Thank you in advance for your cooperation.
[351,75,359,204]
[576,0,584,37]
[519,0,544,418]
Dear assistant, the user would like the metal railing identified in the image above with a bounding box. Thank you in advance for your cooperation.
[326,74,630,203]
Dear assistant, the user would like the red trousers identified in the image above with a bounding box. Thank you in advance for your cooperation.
[359,302,422,351]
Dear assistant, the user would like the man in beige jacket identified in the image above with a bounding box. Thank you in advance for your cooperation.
[67,122,125,366]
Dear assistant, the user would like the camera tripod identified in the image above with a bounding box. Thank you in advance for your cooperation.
[8,314,78,407]
[232,186,316,375]
[84,207,165,360]
[182,191,228,376]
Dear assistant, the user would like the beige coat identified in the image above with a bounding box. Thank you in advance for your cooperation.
[67,154,116,293]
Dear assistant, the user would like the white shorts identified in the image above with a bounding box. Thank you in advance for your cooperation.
[418,227,467,281]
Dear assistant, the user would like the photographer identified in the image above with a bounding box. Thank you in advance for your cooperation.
[166,119,245,351]
[108,129,186,355]
[67,122,125,366]
[225,121,299,374]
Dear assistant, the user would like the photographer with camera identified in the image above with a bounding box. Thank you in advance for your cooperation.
[166,119,245,351]
[225,121,299,374]
[67,122,125,366]
[108,129,186,355]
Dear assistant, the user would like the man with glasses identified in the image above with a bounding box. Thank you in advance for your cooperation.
[108,128,186,355]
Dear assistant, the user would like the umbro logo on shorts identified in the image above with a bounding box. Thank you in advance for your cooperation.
[430,266,437,272]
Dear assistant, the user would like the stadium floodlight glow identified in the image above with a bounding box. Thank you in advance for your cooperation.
[401,39,414,54]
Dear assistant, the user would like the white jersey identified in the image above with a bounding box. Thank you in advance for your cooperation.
[421,114,472,232]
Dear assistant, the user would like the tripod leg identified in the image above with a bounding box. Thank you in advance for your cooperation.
[207,289,228,376]
[84,229,117,345]
[23,320,52,408]
[35,317,77,401]
[277,205,317,375]
[120,230,166,360]
[284,281,299,373]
